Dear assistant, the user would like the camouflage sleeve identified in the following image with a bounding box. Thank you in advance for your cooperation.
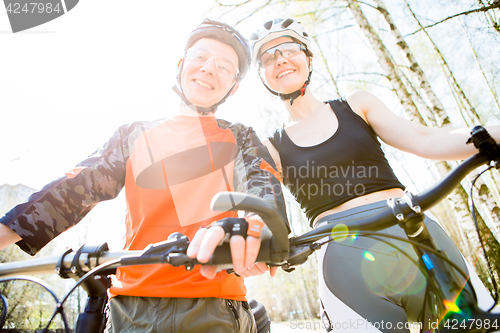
[0,125,131,255]
[231,123,290,234]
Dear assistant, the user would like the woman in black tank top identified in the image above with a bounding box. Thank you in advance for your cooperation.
[250,18,500,333]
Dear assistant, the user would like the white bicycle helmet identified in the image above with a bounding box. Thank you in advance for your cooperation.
[249,18,313,105]
[250,18,312,67]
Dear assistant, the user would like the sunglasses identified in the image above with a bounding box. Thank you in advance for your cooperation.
[258,42,306,69]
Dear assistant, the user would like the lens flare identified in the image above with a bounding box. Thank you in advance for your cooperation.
[363,251,375,261]
[443,300,461,314]
[360,242,426,297]
[331,224,349,242]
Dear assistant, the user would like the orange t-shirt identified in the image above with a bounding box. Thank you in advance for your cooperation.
[109,115,246,300]
[5,113,287,299]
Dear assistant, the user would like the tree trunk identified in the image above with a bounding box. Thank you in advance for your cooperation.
[345,0,497,280]
[345,0,428,125]
[373,0,450,127]
[460,15,500,111]
[403,0,483,126]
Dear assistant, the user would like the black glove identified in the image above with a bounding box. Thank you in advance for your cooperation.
[210,217,266,245]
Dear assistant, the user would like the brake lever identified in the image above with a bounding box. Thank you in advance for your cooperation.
[166,253,200,271]
[140,232,190,256]
[280,242,321,273]
[120,232,199,270]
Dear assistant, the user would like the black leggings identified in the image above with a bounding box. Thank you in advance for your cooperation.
[315,201,491,333]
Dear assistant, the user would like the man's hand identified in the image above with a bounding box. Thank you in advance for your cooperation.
[186,222,277,279]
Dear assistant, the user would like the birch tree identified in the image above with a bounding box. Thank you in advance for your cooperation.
[213,0,500,314]
[370,0,500,291]
[343,0,500,286]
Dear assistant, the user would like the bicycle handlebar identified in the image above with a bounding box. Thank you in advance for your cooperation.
[0,251,132,278]
[2,127,500,333]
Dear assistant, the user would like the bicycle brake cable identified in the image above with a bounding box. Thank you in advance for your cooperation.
[309,230,473,288]
[0,293,7,329]
[318,231,477,329]
[469,165,499,311]
[59,259,121,310]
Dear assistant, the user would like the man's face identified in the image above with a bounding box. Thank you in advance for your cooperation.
[180,38,240,109]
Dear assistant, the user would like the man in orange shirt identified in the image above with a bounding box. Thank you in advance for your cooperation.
[0,19,287,332]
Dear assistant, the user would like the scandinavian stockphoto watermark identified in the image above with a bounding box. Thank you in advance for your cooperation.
[290,318,429,331]
[291,318,500,331]
[3,0,79,33]
[281,161,380,200]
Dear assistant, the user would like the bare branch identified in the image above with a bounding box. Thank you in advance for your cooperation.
[210,0,274,23]
[478,0,500,34]
[313,42,341,95]
[403,0,484,125]
[337,78,393,90]
[215,0,254,7]
[406,3,500,36]
[209,0,254,20]
[311,24,356,38]
[293,7,341,19]
[348,0,379,10]
[336,71,387,78]
[233,0,274,26]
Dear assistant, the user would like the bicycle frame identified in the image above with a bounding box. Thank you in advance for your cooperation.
[1,126,500,332]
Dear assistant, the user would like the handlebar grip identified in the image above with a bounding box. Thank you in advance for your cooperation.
[211,192,288,263]
[209,240,272,265]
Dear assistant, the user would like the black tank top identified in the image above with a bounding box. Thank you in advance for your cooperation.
[269,99,405,225]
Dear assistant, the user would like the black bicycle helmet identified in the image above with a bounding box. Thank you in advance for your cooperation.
[249,18,313,105]
[174,19,251,115]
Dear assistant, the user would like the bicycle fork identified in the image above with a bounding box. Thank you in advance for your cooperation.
[389,197,478,332]
[406,220,479,332]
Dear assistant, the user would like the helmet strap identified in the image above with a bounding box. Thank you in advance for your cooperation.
[259,51,313,105]
[260,68,312,105]
[172,83,214,115]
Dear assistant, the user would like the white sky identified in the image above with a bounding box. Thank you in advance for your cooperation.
[1,1,235,187]
[0,1,278,249]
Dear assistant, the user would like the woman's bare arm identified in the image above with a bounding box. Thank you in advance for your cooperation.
[347,90,500,160]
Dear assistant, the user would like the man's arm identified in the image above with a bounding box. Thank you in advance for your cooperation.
[0,224,21,250]
[0,125,130,255]
[231,123,288,225]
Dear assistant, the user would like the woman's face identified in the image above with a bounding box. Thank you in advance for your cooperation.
[258,37,310,95]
